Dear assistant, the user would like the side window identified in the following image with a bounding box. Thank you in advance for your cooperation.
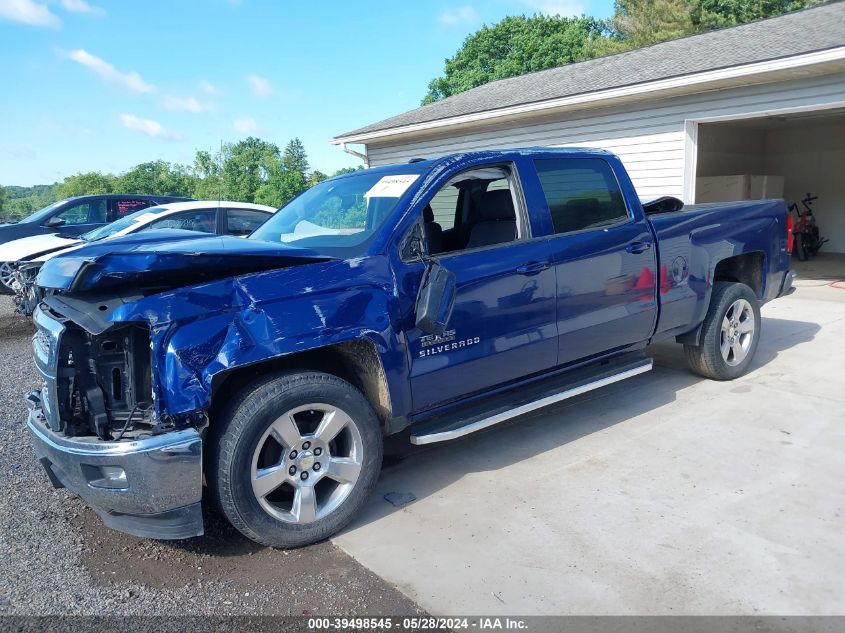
[54,199,106,225]
[226,209,269,236]
[534,158,629,234]
[427,186,459,231]
[111,198,152,220]
[146,209,217,233]
[423,166,522,256]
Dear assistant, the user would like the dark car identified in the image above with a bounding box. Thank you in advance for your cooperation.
[0,194,192,293]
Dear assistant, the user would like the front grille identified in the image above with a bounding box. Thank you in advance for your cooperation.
[32,306,153,438]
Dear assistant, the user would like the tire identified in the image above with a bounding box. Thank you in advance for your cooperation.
[209,371,383,548]
[684,282,761,381]
[0,262,16,295]
[794,234,808,261]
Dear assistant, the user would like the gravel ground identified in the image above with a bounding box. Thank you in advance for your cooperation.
[0,295,423,616]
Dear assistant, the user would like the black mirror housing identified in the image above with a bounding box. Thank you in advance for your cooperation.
[415,261,457,335]
[45,216,66,228]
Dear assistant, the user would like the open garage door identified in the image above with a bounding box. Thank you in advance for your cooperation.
[692,109,845,269]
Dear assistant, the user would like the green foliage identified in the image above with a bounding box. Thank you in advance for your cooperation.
[689,0,824,29]
[0,183,58,222]
[3,137,364,219]
[117,160,197,197]
[423,0,823,103]
[55,172,117,198]
[423,15,610,104]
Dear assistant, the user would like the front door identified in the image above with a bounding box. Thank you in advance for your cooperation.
[405,163,558,413]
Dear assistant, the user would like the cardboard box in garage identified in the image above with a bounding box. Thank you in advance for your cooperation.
[696,175,785,202]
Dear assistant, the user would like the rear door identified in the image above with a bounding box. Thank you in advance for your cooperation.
[530,157,658,365]
[405,161,558,412]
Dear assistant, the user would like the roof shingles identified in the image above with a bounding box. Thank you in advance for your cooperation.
[336,2,845,139]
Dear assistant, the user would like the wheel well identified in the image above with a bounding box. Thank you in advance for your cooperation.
[713,252,764,297]
[209,340,393,431]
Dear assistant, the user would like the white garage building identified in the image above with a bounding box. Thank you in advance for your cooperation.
[333,2,845,252]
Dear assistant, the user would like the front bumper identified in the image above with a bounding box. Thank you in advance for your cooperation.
[26,391,204,539]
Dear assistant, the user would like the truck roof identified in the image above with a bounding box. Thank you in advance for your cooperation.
[335,147,617,180]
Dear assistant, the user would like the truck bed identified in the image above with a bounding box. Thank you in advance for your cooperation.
[646,198,789,341]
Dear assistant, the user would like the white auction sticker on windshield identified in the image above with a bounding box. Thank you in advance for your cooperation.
[365,174,419,198]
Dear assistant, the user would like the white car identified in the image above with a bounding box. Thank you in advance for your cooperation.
[6,200,275,314]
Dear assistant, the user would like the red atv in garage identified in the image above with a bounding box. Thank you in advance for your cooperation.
[789,193,828,261]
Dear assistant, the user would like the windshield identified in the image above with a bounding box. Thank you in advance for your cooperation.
[18,199,70,224]
[250,170,423,256]
[81,205,171,241]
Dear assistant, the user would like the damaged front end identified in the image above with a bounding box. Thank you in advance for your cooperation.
[26,302,204,539]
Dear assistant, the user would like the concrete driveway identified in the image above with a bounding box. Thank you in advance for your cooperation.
[334,280,845,616]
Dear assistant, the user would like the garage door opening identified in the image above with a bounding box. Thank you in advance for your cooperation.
[693,109,845,279]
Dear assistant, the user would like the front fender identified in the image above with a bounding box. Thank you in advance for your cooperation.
[110,257,408,419]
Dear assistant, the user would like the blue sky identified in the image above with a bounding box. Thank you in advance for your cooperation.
[0,0,615,186]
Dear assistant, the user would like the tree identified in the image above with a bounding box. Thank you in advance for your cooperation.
[55,172,116,198]
[221,137,281,203]
[308,170,329,187]
[422,15,610,104]
[0,185,6,216]
[689,0,824,30]
[117,160,196,197]
[282,138,309,177]
[422,1,823,103]
[610,0,693,47]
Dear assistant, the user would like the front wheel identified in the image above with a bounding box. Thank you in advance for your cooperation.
[684,282,761,380]
[210,371,383,548]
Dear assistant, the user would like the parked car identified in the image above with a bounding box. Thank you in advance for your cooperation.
[24,148,794,548]
[0,194,193,294]
[8,201,275,315]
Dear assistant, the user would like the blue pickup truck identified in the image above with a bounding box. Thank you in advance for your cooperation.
[25,148,795,547]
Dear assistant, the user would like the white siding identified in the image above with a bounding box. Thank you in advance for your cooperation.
[365,73,845,202]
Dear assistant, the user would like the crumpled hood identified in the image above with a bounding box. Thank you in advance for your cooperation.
[37,230,333,292]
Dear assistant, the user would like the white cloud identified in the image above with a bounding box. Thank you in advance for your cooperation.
[66,49,157,93]
[0,0,61,27]
[163,95,206,113]
[233,117,259,134]
[58,0,104,16]
[439,5,477,25]
[517,0,584,17]
[119,113,181,141]
[199,80,218,95]
[247,74,274,98]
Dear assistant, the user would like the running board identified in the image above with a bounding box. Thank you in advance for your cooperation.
[410,357,653,445]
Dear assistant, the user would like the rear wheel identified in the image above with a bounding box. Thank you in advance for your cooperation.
[684,282,761,380]
[794,234,808,261]
[210,371,383,548]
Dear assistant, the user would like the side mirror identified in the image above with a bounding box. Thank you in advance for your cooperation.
[44,216,66,228]
[415,260,456,335]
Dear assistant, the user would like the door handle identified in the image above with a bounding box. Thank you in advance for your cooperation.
[626,241,652,254]
[516,261,550,275]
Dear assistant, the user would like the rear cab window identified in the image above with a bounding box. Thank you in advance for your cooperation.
[533,158,630,234]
